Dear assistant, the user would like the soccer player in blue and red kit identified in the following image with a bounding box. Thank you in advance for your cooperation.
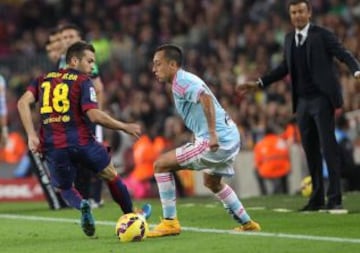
[17,41,151,237]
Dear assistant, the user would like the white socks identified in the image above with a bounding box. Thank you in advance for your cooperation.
[155,172,177,219]
[215,184,250,224]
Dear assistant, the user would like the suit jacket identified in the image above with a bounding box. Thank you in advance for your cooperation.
[261,24,360,112]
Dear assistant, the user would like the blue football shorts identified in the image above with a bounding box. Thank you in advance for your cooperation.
[44,141,111,189]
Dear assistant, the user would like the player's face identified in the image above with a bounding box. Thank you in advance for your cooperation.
[46,32,63,55]
[77,50,95,75]
[152,50,173,83]
[46,47,61,62]
[289,2,311,30]
[62,29,81,49]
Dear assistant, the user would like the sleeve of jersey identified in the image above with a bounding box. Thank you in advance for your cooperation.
[183,79,206,103]
[27,78,40,101]
[81,79,98,112]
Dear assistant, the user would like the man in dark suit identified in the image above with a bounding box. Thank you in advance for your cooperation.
[238,0,360,212]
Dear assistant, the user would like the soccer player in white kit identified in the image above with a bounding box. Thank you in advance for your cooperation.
[149,44,260,238]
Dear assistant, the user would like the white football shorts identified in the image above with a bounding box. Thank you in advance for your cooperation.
[176,137,240,177]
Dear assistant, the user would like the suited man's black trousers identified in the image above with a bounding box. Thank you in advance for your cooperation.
[296,95,342,207]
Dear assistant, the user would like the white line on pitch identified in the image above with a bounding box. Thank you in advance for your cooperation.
[0,214,359,244]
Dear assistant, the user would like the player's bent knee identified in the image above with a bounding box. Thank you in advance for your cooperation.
[203,175,223,193]
[97,164,117,181]
[153,150,179,173]
[204,181,222,193]
[153,158,175,173]
[154,159,165,173]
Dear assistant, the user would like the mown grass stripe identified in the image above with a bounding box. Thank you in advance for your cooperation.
[0,214,359,244]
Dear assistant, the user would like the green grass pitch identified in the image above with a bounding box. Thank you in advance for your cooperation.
[0,193,359,253]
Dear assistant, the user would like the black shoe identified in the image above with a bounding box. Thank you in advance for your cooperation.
[325,202,342,209]
[298,204,324,212]
[321,204,348,214]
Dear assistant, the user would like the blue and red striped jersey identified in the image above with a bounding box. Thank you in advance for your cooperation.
[27,68,98,151]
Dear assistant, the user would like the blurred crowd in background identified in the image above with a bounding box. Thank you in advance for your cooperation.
[1,0,360,195]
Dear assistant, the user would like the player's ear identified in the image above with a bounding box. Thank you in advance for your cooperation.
[69,56,79,66]
[169,59,178,69]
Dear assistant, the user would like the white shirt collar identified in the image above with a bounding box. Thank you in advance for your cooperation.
[295,23,310,45]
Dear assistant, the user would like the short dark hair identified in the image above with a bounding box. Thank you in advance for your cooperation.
[65,41,95,63]
[155,44,183,66]
[59,23,83,38]
[49,27,59,37]
[46,28,60,46]
[288,0,311,10]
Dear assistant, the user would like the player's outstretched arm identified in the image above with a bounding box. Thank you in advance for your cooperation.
[17,91,40,152]
[86,108,141,138]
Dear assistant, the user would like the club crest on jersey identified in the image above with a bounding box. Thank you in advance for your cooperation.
[90,87,97,102]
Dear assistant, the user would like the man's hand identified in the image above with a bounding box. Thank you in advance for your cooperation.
[209,132,219,152]
[236,81,260,96]
[28,134,40,154]
[122,123,141,138]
